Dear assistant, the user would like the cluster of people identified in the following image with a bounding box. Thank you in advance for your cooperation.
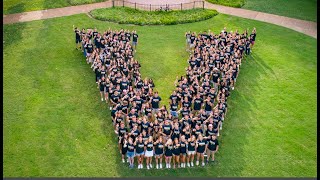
[74,26,256,169]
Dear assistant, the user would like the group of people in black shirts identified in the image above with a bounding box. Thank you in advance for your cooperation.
[74,25,256,169]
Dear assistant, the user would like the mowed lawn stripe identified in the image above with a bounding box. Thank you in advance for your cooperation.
[3,13,317,177]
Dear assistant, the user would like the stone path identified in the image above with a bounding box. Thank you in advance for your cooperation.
[3,0,317,39]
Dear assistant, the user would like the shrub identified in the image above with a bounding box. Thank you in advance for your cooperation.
[68,0,106,6]
[206,0,245,8]
[89,7,218,25]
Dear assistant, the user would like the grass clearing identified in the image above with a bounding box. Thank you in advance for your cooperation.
[3,13,317,177]
[90,7,218,25]
[3,0,106,14]
[242,0,317,22]
[205,0,317,22]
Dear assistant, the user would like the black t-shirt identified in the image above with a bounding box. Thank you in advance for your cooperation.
[151,96,161,109]
[130,129,140,139]
[206,129,216,137]
[136,141,145,153]
[170,102,178,111]
[165,145,173,156]
[86,43,93,53]
[118,127,128,137]
[193,129,203,139]
[120,81,129,90]
[126,32,131,40]
[142,135,149,142]
[190,36,196,43]
[111,94,120,104]
[193,98,203,110]
[132,33,138,42]
[188,141,196,151]
[75,30,81,39]
[205,99,214,111]
[127,143,135,152]
[180,141,187,153]
[197,139,207,153]
[171,127,181,139]
[155,142,164,154]
[115,114,123,123]
[250,33,256,41]
[134,98,144,109]
[173,143,180,155]
[208,139,219,151]
[163,124,172,135]
[141,122,150,132]
[170,94,178,102]
[93,31,98,37]
[146,142,153,151]
[136,80,143,89]
[182,101,191,109]
[180,109,190,117]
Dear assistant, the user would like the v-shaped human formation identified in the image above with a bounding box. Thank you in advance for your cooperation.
[74,26,256,169]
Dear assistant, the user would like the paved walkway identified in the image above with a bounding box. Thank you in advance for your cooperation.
[3,0,317,39]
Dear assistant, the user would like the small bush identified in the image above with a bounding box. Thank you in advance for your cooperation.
[90,7,218,25]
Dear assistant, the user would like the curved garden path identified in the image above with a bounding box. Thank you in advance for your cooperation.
[3,0,317,39]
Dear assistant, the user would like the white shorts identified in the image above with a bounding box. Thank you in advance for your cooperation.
[188,151,196,155]
[145,150,154,157]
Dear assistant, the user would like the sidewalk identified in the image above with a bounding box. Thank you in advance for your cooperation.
[3,0,317,39]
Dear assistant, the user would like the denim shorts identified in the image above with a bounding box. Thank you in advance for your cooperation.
[127,151,135,158]
[135,151,144,156]
[171,111,178,117]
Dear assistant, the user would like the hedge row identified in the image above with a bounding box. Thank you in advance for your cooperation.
[206,0,245,8]
[68,0,106,6]
[89,7,219,25]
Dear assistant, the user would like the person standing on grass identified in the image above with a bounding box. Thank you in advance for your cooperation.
[172,138,181,169]
[204,96,214,116]
[187,135,196,167]
[185,31,191,52]
[206,135,219,163]
[162,120,172,142]
[144,136,154,170]
[132,30,138,52]
[127,137,135,168]
[192,93,203,115]
[135,135,145,169]
[84,39,94,64]
[119,133,129,163]
[250,27,256,49]
[150,91,161,115]
[98,76,106,101]
[116,122,128,154]
[73,26,81,50]
[179,135,187,168]
[164,138,173,169]
[245,37,251,55]
[195,134,207,167]
[169,99,179,117]
[154,136,164,169]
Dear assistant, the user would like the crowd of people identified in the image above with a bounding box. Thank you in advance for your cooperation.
[74,26,256,169]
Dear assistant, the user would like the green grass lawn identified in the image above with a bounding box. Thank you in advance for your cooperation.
[3,0,106,14]
[206,0,317,22]
[3,13,317,177]
[90,7,218,25]
[242,0,317,22]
